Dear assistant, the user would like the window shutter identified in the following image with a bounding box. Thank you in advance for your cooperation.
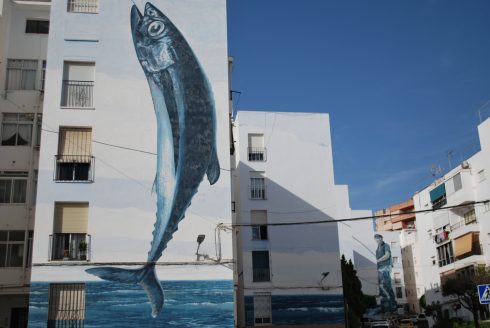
[58,128,92,162]
[64,62,95,81]
[454,233,473,258]
[248,134,264,148]
[53,203,89,233]
[251,210,267,225]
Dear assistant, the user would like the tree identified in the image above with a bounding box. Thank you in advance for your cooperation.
[442,267,490,328]
[341,255,375,328]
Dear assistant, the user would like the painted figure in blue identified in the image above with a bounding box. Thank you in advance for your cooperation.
[375,234,397,313]
[86,2,220,318]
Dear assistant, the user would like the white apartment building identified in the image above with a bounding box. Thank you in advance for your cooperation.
[413,118,490,321]
[400,229,425,314]
[232,110,377,327]
[0,0,49,326]
[26,0,234,326]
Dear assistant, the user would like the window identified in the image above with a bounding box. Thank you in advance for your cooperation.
[464,209,476,225]
[394,272,402,284]
[1,113,34,146]
[252,251,270,282]
[47,283,85,326]
[453,173,462,192]
[55,128,94,182]
[50,202,90,261]
[436,242,454,267]
[454,233,481,261]
[478,169,486,182]
[0,171,28,204]
[67,0,99,13]
[25,19,49,34]
[248,134,266,161]
[253,293,271,325]
[396,287,403,299]
[251,210,268,241]
[250,172,266,200]
[390,241,397,248]
[6,59,38,90]
[430,183,447,209]
[32,170,38,205]
[0,231,26,267]
[61,61,95,108]
[41,60,46,91]
[35,114,42,147]
[392,256,399,264]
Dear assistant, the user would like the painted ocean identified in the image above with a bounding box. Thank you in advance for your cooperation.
[28,280,234,327]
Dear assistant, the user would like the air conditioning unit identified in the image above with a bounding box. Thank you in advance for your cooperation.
[462,161,470,169]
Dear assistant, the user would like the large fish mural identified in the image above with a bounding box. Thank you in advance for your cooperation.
[86,2,220,318]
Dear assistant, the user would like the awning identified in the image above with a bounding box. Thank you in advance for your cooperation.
[454,233,474,258]
[430,183,446,202]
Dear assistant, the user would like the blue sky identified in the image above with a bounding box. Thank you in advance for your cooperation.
[227,0,490,211]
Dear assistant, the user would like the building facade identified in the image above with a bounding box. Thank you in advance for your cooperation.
[413,118,490,321]
[27,0,234,326]
[232,110,378,327]
[0,0,49,326]
[375,198,416,232]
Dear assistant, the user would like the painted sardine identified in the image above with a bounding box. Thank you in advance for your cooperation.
[86,2,220,318]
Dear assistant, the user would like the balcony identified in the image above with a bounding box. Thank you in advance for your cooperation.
[61,80,94,108]
[253,268,271,282]
[450,218,479,240]
[250,185,266,200]
[49,234,91,261]
[248,147,267,161]
[67,0,98,13]
[54,155,94,182]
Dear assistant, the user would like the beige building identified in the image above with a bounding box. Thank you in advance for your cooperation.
[0,0,50,325]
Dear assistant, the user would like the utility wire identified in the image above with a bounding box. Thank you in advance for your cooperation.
[227,201,489,227]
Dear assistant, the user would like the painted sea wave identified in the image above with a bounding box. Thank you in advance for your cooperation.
[28,280,233,327]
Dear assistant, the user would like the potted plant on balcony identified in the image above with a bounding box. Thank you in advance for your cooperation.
[79,240,88,261]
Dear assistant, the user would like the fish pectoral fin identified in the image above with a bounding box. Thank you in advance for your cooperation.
[206,147,220,185]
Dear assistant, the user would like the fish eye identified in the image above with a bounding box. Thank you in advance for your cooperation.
[148,21,165,38]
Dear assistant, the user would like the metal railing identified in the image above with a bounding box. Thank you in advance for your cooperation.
[48,234,91,262]
[248,147,267,161]
[253,268,271,282]
[250,185,267,200]
[54,155,95,182]
[67,0,98,13]
[450,218,478,232]
[61,80,94,108]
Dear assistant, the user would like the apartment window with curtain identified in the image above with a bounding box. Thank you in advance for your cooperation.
[250,172,266,200]
[253,293,272,325]
[436,242,454,267]
[50,202,90,261]
[55,128,94,182]
[47,283,85,327]
[0,171,28,204]
[396,287,403,299]
[6,59,38,90]
[61,61,95,108]
[0,231,26,267]
[248,134,266,161]
[67,0,99,13]
[1,113,34,146]
[251,210,268,240]
[252,250,270,282]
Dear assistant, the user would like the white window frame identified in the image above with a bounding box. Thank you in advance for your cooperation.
[0,171,29,204]
[1,113,34,146]
[5,59,39,90]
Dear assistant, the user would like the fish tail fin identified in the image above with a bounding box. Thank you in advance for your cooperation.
[206,147,220,185]
[86,263,164,318]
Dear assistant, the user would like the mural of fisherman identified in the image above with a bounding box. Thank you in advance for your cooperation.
[374,234,397,313]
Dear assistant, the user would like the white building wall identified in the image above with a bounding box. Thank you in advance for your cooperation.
[414,118,490,321]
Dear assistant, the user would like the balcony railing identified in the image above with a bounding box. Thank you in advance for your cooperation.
[49,234,91,261]
[250,185,266,200]
[67,0,98,13]
[54,155,95,182]
[450,218,478,232]
[253,268,271,282]
[61,80,94,108]
[248,147,267,161]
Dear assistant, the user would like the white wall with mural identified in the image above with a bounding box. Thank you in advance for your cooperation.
[28,0,232,326]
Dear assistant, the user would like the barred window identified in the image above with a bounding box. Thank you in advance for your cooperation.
[1,113,34,146]
[6,59,38,90]
[48,283,85,327]
[253,293,271,325]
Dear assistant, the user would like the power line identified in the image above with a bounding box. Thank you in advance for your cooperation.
[228,201,489,227]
